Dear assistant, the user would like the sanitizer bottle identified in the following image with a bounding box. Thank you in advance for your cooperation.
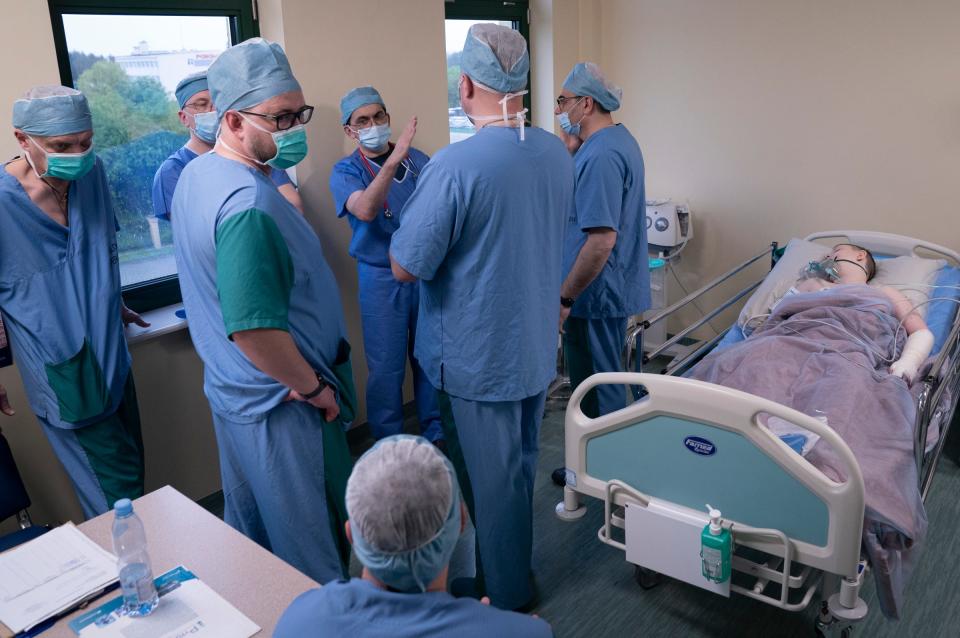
[701,505,731,583]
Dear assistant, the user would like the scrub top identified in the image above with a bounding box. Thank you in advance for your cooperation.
[152,145,293,220]
[563,124,650,319]
[171,152,346,422]
[274,579,553,638]
[329,146,430,267]
[0,159,130,429]
[390,126,574,402]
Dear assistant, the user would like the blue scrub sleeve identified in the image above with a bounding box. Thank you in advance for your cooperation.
[151,161,175,221]
[329,158,367,218]
[388,165,461,281]
[215,209,294,337]
[270,167,293,188]
[575,153,626,231]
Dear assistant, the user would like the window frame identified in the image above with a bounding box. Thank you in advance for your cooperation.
[47,0,260,312]
[444,0,532,118]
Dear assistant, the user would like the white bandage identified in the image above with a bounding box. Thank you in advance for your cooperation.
[889,328,934,384]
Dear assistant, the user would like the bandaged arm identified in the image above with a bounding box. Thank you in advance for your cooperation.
[883,286,934,384]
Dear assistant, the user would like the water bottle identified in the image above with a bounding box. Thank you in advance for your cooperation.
[111,498,159,616]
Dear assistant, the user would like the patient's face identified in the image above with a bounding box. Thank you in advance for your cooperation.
[830,244,862,264]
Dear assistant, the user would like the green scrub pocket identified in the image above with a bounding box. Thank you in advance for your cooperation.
[330,339,358,427]
[44,338,111,424]
[323,338,358,575]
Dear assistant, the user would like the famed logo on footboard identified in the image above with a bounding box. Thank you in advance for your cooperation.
[683,436,716,456]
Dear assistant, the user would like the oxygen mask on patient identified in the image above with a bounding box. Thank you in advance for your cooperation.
[799,257,841,283]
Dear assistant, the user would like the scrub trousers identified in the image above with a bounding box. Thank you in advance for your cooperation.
[211,400,353,585]
[438,389,546,610]
[38,373,145,519]
[563,315,629,418]
[358,262,442,442]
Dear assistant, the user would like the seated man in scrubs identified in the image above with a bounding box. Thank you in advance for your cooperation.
[556,63,649,419]
[275,435,553,638]
[151,70,303,221]
[0,86,148,518]
[329,86,441,445]
[390,24,575,611]
[171,38,355,584]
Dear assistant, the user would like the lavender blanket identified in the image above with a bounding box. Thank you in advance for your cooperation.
[689,284,926,619]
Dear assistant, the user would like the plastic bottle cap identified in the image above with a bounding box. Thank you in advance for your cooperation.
[114,498,133,517]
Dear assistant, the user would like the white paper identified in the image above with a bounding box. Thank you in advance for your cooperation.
[78,579,260,638]
[0,523,118,633]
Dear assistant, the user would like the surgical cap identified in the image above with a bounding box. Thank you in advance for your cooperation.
[339,86,385,125]
[12,85,92,137]
[207,37,302,121]
[175,72,208,109]
[461,23,529,93]
[346,435,462,593]
[563,62,623,112]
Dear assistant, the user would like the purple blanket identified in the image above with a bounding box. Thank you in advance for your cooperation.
[689,284,927,619]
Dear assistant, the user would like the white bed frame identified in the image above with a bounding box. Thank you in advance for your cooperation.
[556,231,960,636]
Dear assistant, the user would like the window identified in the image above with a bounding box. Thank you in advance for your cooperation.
[48,0,259,311]
[444,1,530,144]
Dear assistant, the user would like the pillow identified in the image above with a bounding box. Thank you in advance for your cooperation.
[737,238,825,331]
[869,255,946,319]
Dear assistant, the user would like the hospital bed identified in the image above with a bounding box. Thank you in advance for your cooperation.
[555,231,960,635]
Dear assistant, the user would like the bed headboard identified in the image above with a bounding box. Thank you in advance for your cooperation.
[804,230,960,265]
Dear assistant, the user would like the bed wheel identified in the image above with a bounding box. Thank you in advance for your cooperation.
[839,627,854,638]
[633,565,662,590]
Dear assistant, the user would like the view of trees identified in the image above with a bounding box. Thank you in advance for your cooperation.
[447,51,461,108]
[70,53,186,253]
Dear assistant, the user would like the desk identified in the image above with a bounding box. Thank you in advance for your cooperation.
[45,486,319,637]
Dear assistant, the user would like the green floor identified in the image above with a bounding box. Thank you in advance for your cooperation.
[199,404,960,637]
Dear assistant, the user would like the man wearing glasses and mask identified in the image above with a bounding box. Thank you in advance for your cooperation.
[171,38,357,584]
[152,71,303,223]
[329,87,442,448]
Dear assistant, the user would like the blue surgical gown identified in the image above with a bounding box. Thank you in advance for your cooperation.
[330,147,430,267]
[562,124,650,318]
[152,145,293,220]
[274,579,553,638]
[389,126,575,402]
[0,160,130,429]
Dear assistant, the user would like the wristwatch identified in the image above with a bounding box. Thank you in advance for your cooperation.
[301,373,329,400]
[560,296,576,308]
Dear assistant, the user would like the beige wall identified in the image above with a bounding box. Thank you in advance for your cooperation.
[596,0,960,326]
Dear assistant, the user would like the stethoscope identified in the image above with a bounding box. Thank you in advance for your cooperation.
[357,145,420,219]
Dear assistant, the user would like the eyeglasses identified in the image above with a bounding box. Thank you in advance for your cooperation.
[350,110,389,130]
[239,105,315,131]
[183,99,212,113]
[555,95,583,109]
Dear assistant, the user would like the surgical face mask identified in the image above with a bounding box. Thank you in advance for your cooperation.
[239,113,309,169]
[356,124,391,151]
[25,136,95,181]
[192,111,219,144]
[556,98,585,137]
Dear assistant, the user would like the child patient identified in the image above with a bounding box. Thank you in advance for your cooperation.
[785,243,933,383]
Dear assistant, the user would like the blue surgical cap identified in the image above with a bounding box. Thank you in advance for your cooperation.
[461,23,529,93]
[175,72,208,109]
[12,85,92,137]
[562,62,623,112]
[339,86,385,125]
[346,435,462,593]
[207,38,302,121]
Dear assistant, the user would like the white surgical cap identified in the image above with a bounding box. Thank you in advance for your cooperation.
[461,23,529,94]
[207,37,301,121]
[346,435,461,592]
[12,85,93,136]
[563,62,623,112]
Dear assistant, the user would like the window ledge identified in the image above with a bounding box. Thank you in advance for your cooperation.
[125,303,188,345]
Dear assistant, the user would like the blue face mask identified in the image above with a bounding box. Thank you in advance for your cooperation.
[357,124,391,152]
[27,137,95,181]
[192,111,219,144]
[556,97,585,137]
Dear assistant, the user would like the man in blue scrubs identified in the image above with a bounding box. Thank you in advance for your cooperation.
[330,86,441,445]
[152,71,303,221]
[275,435,553,637]
[172,38,354,584]
[0,86,148,518]
[390,24,575,610]
[556,62,649,419]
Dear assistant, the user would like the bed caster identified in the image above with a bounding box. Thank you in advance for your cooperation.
[554,486,587,521]
[633,565,662,590]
